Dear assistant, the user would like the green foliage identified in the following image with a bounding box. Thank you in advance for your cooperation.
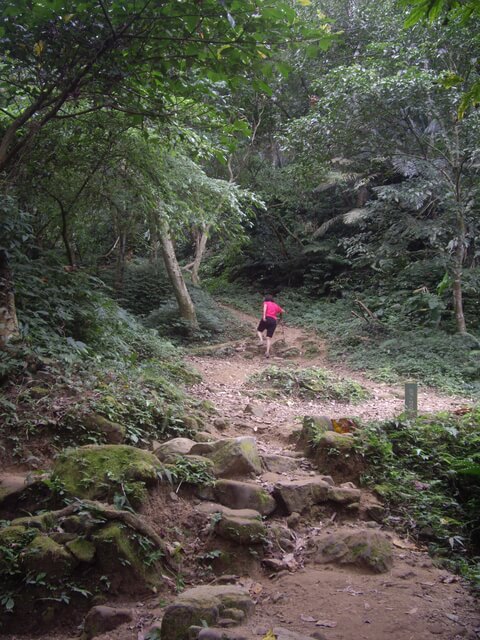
[101,260,171,317]
[248,365,369,403]
[353,408,480,587]
[282,291,480,397]
[162,457,215,489]
[145,287,246,343]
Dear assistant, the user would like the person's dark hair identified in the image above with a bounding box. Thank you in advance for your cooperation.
[264,295,274,302]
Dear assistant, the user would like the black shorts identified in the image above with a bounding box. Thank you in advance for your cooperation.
[257,316,277,338]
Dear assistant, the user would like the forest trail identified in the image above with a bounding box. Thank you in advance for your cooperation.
[186,306,470,446]
[172,308,480,640]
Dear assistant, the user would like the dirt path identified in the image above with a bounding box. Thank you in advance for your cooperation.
[176,308,480,640]
[186,307,470,447]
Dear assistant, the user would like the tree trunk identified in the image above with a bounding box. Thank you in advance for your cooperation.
[159,220,198,330]
[452,239,467,334]
[114,231,127,291]
[59,202,76,267]
[191,225,209,285]
[0,250,20,346]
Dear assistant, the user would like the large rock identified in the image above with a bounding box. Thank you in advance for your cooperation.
[160,585,254,640]
[154,437,196,462]
[212,479,276,516]
[261,454,300,474]
[22,535,78,578]
[326,485,361,505]
[53,444,164,505]
[93,522,160,590]
[273,478,331,514]
[274,629,325,640]
[216,510,267,545]
[209,437,262,478]
[81,414,126,444]
[308,528,393,573]
[82,605,133,640]
[196,502,267,545]
[0,474,29,506]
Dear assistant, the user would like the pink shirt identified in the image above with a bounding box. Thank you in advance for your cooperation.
[263,301,284,319]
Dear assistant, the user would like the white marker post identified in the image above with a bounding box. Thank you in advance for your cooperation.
[405,382,418,418]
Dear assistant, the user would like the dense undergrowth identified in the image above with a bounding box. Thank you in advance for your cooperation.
[0,255,202,462]
[351,409,480,590]
[209,281,480,398]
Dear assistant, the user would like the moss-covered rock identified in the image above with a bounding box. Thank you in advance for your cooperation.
[308,529,393,573]
[0,525,36,572]
[153,437,196,462]
[81,605,133,640]
[65,537,96,563]
[52,444,164,505]
[22,535,78,578]
[209,437,262,478]
[212,479,276,516]
[161,585,254,640]
[301,415,333,449]
[11,512,56,531]
[82,414,126,444]
[92,522,160,590]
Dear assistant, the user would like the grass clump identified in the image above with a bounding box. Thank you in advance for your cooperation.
[248,365,369,403]
[353,408,480,589]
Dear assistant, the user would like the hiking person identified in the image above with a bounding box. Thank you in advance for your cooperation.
[257,294,284,358]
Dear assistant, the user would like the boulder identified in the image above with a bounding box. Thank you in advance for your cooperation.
[154,437,196,462]
[315,430,354,452]
[93,522,160,589]
[216,510,267,545]
[82,414,126,444]
[273,478,331,514]
[301,415,333,447]
[308,528,393,573]
[274,628,325,640]
[53,444,163,505]
[195,503,267,545]
[22,535,78,578]
[261,454,300,474]
[160,585,254,640]
[326,485,361,505]
[213,479,276,516]
[190,442,216,456]
[243,404,265,418]
[65,537,96,563]
[0,474,28,506]
[209,437,262,478]
[81,605,133,640]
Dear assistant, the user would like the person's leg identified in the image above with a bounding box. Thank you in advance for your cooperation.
[265,336,272,357]
[265,318,276,357]
[257,319,266,344]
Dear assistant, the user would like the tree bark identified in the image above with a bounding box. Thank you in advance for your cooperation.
[159,220,198,330]
[0,250,20,346]
[114,231,127,291]
[452,231,467,335]
[59,201,76,267]
[191,225,209,285]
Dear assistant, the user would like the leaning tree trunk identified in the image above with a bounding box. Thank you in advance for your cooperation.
[191,225,210,286]
[452,238,467,335]
[159,220,198,330]
[0,250,20,346]
[114,231,127,292]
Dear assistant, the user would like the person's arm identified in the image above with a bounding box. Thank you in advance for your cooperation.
[263,302,267,321]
